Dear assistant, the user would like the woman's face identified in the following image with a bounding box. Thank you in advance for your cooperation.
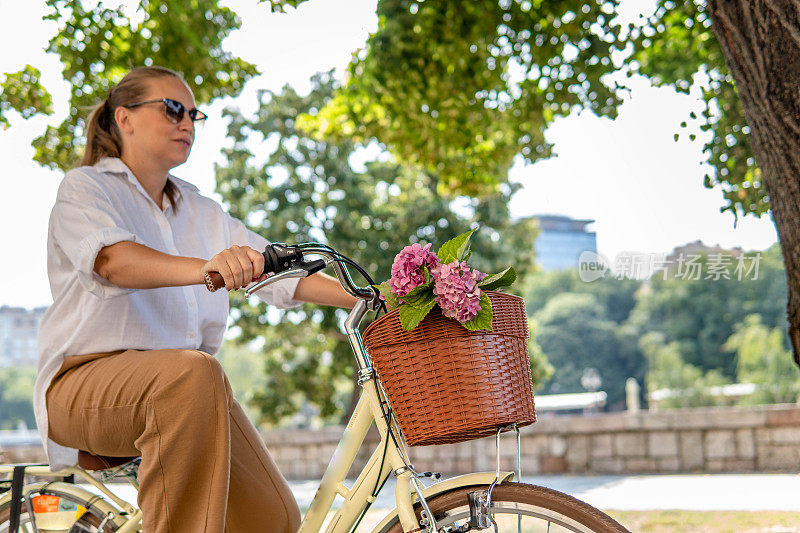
[117,76,197,170]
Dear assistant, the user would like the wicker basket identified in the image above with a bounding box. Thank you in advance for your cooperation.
[362,291,536,446]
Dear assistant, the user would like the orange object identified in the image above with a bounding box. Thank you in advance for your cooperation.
[363,291,536,446]
[31,494,60,513]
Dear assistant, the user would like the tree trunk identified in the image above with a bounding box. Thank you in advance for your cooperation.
[706,0,800,367]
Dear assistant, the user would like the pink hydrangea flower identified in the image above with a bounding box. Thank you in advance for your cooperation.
[432,261,487,322]
[389,242,440,297]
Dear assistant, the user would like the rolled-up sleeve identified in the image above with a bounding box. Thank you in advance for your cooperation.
[226,214,302,309]
[52,175,138,299]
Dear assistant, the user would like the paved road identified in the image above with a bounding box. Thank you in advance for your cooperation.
[292,473,800,512]
[92,473,800,514]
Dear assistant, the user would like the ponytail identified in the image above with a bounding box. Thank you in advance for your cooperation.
[82,93,121,167]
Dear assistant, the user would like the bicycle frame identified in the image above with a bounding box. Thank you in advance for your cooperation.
[300,299,418,532]
[0,463,141,531]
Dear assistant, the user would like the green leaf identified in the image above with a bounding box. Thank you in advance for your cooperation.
[401,285,435,307]
[373,281,399,310]
[21,0,259,171]
[399,298,437,331]
[462,292,493,331]
[439,228,477,263]
[455,229,476,261]
[0,66,53,128]
[478,267,517,291]
[423,264,432,285]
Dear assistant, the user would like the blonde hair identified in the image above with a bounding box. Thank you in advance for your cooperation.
[82,66,188,210]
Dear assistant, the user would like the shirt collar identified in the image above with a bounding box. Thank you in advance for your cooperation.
[95,157,197,211]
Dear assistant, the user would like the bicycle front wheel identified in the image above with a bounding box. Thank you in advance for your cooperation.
[381,482,629,533]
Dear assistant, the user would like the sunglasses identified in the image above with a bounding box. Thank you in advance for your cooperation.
[123,98,207,124]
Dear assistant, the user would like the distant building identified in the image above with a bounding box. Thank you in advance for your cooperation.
[653,240,746,279]
[0,306,47,367]
[533,215,597,271]
[664,240,744,263]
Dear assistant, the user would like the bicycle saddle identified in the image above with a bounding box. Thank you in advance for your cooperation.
[78,450,139,471]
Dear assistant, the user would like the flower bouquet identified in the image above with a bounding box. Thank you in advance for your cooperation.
[372,228,517,331]
[362,228,536,447]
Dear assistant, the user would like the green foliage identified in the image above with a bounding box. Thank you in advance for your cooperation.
[15,0,258,170]
[216,341,269,421]
[247,317,348,426]
[462,292,493,332]
[0,66,53,128]
[217,71,538,424]
[398,292,437,330]
[438,228,477,263]
[479,266,517,292]
[526,246,790,410]
[0,366,37,430]
[2,0,781,220]
[298,0,627,196]
[533,292,643,407]
[528,317,554,390]
[627,0,766,219]
[373,281,399,310]
[724,314,800,405]
[397,284,433,308]
[290,0,770,219]
[379,228,515,331]
[523,270,644,408]
[522,268,641,324]
[640,331,727,409]
[626,246,787,378]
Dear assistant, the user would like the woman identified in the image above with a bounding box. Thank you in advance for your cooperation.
[34,66,357,532]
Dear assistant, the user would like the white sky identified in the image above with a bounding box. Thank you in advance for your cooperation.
[0,0,779,308]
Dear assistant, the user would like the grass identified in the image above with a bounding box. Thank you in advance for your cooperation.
[607,510,800,532]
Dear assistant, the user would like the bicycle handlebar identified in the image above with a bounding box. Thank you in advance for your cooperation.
[203,243,377,302]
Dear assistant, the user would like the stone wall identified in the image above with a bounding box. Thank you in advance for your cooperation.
[262,403,800,479]
[3,404,799,478]
[0,444,46,465]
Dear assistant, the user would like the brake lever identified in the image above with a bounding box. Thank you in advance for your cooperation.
[244,259,327,297]
[244,269,309,298]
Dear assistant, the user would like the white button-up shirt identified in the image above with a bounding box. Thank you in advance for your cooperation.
[35,157,301,470]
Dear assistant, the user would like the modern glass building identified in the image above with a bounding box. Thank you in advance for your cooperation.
[533,215,597,271]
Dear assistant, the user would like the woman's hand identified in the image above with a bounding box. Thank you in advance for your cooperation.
[201,245,266,291]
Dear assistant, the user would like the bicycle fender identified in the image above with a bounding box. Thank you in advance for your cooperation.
[0,481,127,528]
[371,471,515,533]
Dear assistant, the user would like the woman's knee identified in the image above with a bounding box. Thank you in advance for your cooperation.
[156,349,232,409]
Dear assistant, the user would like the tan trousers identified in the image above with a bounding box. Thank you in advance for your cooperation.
[46,348,301,533]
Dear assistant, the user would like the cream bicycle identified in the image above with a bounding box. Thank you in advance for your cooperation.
[0,242,628,532]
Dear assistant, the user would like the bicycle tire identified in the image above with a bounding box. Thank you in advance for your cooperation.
[0,485,120,533]
[380,482,629,533]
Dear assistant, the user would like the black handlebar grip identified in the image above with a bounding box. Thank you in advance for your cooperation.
[204,244,307,293]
